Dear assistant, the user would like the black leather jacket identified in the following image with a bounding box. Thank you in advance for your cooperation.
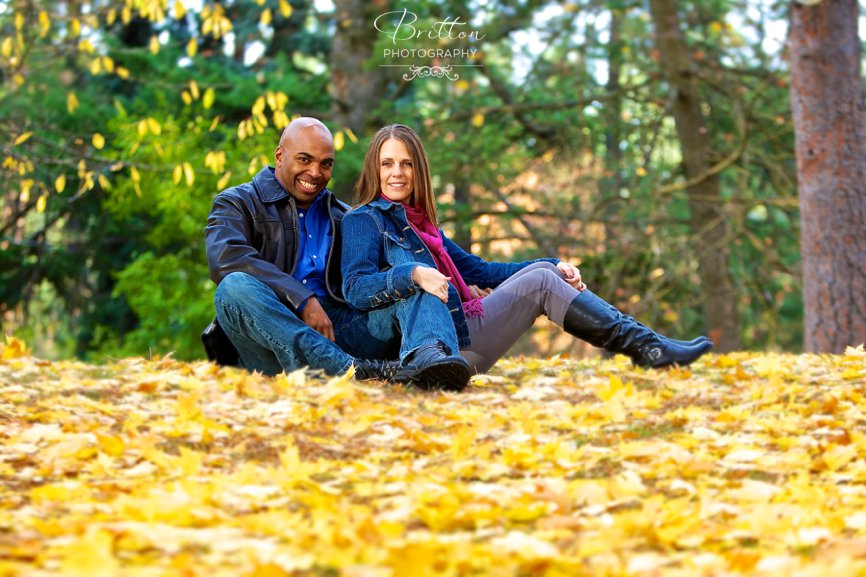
[205,167,349,309]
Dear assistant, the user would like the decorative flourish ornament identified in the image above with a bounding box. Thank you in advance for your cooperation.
[403,65,460,81]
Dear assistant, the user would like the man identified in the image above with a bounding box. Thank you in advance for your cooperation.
[202,117,470,389]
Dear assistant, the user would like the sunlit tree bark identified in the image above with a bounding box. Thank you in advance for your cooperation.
[789,0,866,352]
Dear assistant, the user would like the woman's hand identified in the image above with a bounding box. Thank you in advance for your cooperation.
[468,285,492,299]
[557,261,587,291]
[413,266,451,303]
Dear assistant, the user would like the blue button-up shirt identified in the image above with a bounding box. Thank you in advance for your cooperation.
[272,172,331,312]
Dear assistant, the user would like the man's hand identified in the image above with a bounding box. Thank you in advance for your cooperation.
[413,266,451,303]
[468,284,492,299]
[300,297,335,341]
[557,261,587,291]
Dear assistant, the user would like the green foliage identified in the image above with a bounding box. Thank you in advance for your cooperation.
[110,251,213,360]
[1,0,808,359]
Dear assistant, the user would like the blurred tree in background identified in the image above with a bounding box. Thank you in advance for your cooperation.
[2,0,856,360]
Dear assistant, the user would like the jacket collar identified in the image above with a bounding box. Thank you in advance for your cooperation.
[252,167,288,203]
[369,196,404,212]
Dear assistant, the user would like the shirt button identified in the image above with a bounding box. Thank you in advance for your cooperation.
[302,280,307,284]
[313,255,317,259]
[299,213,304,218]
[308,234,312,238]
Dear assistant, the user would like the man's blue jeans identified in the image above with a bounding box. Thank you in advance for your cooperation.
[214,272,459,376]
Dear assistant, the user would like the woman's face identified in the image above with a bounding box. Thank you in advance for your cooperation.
[378,138,414,204]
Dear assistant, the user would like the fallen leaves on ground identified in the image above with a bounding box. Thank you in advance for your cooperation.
[1,338,866,576]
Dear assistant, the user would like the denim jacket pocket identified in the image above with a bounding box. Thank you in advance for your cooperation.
[383,231,413,266]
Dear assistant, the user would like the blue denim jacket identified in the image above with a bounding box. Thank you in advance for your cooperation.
[341,197,558,347]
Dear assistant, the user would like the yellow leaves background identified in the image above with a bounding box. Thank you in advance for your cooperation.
[1,342,866,575]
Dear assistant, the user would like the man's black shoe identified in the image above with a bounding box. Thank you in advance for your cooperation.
[353,359,406,382]
[403,341,471,392]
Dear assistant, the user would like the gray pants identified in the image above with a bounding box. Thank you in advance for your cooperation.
[460,261,580,374]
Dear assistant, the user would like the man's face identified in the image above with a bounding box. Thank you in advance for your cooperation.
[274,126,334,208]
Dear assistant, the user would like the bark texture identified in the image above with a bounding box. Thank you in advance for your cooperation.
[648,0,741,351]
[329,0,389,134]
[789,0,866,352]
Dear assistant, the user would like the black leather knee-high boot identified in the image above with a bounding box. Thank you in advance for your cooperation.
[562,290,713,368]
[591,295,711,348]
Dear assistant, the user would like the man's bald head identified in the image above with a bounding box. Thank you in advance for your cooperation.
[279,117,333,148]
[274,117,335,208]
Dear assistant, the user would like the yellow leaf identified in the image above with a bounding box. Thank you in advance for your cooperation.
[1,335,30,360]
[54,174,66,193]
[217,171,232,190]
[147,117,162,135]
[209,116,221,132]
[181,91,192,105]
[116,66,129,80]
[272,110,289,129]
[174,0,187,20]
[96,433,125,457]
[15,13,24,31]
[92,133,105,150]
[36,194,47,213]
[31,482,92,505]
[102,56,114,73]
[824,444,858,472]
[252,96,266,116]
[471,112,485,127]
[13,132,32,146]
[455,79,470,91]
[107,9,117,26]
[67,92,80,113]
[98,174,111,190]
[1,37,13,59]
[346,128,358,143]
[186,37,198,58]
[70,18,81,37]
[20,179,33,203]
[59,529,118,577]
[173,164,183,185]
[149,35,159,55]
[175,447,203,476]
[189,80,200,100]
[183,162,195,186]
[38,11,50,37]
[202,87,215,110]
[334,131,345,151]
[260,8,272,26]
[77,39,95,54]
[279,0,292,18]
[121,6,131,25]
[130,166,140,184]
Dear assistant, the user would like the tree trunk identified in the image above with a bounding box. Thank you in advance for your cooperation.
[648,0,742,351]
[789,0,866,353]
[329,0,389,134]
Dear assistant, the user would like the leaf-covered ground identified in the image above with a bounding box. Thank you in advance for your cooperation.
[2,337,866,577]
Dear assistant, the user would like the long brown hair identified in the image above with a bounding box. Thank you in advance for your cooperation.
[354,124,438,226]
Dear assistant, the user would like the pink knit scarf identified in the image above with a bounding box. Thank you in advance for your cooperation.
[386,197,484,318]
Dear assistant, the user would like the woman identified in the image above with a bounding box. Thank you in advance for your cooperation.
[341,124,712,385]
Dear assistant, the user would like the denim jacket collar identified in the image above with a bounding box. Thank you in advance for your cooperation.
[368,196,407,213]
